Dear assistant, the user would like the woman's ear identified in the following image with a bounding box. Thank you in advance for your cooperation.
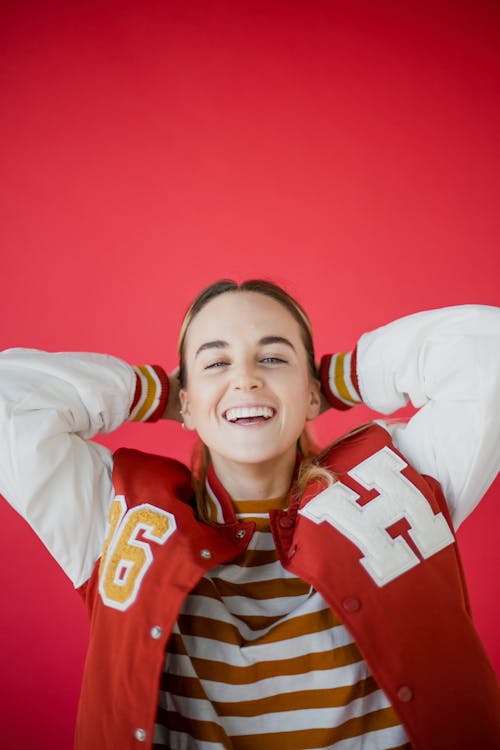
[179,389,196,430]
[306,379,322,421]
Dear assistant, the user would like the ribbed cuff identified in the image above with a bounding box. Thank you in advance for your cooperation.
[128,365,169,422]
[319,347,362,410]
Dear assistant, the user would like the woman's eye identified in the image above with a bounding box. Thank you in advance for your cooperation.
[261,356,287,364]
[205,361,229,370]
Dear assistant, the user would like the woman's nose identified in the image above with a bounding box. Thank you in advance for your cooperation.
[231,363,262,390]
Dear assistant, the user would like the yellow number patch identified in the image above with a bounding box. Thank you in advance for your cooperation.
[99,495,176,611]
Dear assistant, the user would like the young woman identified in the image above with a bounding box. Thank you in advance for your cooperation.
[1,279,500,750]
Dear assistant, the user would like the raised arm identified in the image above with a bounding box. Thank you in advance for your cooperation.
[0,349,169,586]
[320,305,500,528]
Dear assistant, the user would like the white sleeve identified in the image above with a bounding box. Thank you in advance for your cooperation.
[0,348,137,587]
[356,305,500,529]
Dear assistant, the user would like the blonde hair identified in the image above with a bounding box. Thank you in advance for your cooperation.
[177,279,335,521]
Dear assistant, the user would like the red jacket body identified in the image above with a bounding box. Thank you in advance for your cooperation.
[76,424,500,749]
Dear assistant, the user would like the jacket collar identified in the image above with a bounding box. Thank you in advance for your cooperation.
[205,453,303,525]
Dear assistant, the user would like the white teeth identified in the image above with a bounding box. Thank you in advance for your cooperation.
[225,406,274,422]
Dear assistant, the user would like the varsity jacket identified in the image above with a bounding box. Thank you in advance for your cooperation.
[1,304,500,749]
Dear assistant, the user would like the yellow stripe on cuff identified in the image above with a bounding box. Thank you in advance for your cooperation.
[132,365,159,422]
[334,353,354,403]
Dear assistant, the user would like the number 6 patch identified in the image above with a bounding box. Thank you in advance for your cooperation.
[99,496,176,610]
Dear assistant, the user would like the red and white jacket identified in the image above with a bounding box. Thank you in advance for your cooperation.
[1,304,500,748]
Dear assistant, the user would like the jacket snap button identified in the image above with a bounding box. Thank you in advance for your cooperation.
[279,515,294,529]
[236,529,246,539]
[397,685,414,702]
[134,728,147,741]
[342,597,361,613]
[150,626,162,639]
[200,549,212,560]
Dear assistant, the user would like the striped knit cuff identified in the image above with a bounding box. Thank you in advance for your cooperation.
[128,365,169,423]
[319,348,362,411]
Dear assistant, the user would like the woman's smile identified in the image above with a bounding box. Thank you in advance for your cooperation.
[223,403,276,425]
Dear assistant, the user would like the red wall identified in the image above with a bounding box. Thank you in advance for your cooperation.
[1,2,499,747]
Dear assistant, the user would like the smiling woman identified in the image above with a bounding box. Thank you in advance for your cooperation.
[177,281,322,507]
[1,280,500,749]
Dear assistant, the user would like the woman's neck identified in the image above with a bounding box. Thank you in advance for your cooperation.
[209,449,297,501]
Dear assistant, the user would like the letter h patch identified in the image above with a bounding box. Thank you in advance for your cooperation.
[299,447,455,586]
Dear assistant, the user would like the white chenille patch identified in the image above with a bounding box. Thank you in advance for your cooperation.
[300,447,454,586]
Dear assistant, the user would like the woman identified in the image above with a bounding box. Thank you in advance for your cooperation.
[1,279,500,749]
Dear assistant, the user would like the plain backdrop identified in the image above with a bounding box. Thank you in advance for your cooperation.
[1,1,499,748]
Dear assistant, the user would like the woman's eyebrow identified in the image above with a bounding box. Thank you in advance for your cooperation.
[195,335,296,358]
[259,336,296,351]
[195,340,228,357]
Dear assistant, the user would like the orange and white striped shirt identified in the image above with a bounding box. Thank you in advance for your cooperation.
[153,492,411,749]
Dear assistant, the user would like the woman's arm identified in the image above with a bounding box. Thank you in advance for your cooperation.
[321,305,500,528]
[0,349,168,586]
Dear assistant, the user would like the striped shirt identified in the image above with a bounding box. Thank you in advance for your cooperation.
[153,494,411,749]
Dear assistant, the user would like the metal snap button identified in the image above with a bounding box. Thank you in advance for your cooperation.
[397,685,414,703]
[342,597,361,613]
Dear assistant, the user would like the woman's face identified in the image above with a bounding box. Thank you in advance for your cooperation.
[179,291,321,477]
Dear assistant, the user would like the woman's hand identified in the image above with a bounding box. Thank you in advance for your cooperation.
[319,387,332,416]
[161,367,183,422]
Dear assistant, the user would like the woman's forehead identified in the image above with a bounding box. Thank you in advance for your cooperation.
[185,291,303,348]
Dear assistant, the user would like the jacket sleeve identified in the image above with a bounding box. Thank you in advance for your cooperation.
[0,349,169,587]
[350,305,500,528]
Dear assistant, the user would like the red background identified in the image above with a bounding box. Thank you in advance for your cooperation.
[1,2,499,747]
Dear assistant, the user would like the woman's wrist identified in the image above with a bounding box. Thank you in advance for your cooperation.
[128,364,170,423]
[319,348,362,411]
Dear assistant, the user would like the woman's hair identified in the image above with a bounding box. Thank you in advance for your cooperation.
[177,279,335,520]
[177,279,317,387]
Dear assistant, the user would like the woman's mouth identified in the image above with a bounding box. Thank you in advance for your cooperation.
[223,405,276,425]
